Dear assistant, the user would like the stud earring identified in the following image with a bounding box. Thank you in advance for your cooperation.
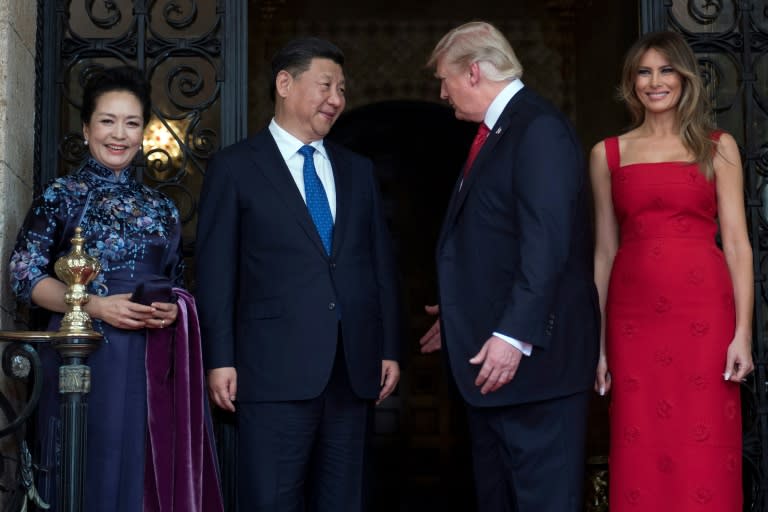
[84,139,88,146]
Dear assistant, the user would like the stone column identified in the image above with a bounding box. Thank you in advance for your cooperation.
[0,0,37,510]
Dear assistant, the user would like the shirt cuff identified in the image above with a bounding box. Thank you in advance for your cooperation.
[493,332,533,356]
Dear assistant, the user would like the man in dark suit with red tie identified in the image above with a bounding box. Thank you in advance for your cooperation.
[420,22,599,512]
[196,37,402,511]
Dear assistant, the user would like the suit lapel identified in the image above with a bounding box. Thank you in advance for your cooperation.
[249,131,329,258]
[438,89,527,251]
[325,142,349,257]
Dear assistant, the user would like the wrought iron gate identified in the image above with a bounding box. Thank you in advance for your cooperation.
[641,1,768,510]
[35,0,247,238]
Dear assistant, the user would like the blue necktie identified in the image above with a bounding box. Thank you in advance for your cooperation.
[299,145,334,255]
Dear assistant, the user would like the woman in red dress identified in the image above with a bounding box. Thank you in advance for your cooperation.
[590,31,754,511]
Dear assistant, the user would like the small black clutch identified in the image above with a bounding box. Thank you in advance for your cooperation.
[129,278,174,306]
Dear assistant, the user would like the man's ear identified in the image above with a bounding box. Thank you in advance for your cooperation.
[275,70,293,99]
[468,61,481,86]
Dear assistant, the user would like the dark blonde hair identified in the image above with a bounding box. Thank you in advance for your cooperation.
[620,31,716,178]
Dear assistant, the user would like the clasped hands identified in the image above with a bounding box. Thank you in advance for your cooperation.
[419,304,522,394]
[86,293,178,330]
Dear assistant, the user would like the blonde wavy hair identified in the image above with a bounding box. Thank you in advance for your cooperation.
[620,31,717,178]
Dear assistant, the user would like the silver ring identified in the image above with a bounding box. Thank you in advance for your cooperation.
[160,319,165,328]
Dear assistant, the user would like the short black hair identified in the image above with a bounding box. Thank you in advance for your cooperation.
[270,37,345,102]
[81,65,152,126]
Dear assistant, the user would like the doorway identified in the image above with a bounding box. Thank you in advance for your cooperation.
[246,1,639,509]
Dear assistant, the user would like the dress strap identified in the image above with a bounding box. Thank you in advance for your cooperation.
[603,137,621,173]
[710,129,724,142]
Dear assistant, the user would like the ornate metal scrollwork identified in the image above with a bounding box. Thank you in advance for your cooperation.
[162,1,199,30]
[45,0,225,243]
[0,343,43,440]
[687,0,724,25]
[85,0,123,30]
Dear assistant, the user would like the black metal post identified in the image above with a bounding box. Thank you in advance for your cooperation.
[51,334,101,512]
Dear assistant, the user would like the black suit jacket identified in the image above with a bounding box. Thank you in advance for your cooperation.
[436,87,599,407]
[196,128,402,402]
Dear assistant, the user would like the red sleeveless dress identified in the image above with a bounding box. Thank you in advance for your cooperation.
[604,135,742,511]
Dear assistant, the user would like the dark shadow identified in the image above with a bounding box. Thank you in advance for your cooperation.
[329,100,478,511]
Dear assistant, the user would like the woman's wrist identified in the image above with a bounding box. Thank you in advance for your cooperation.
[84,295,101,320]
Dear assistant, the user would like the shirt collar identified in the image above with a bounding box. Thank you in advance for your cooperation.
[484,79,524,131]
[269,119,329,161]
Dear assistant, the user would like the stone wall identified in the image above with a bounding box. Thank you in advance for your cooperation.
[0,0,37,509]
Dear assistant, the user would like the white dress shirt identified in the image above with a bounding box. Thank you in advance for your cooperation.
[268,119,337,220]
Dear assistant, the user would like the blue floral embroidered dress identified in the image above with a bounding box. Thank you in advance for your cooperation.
[9,158,184,511]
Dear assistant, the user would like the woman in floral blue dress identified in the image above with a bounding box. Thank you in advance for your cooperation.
[8,67,217,511]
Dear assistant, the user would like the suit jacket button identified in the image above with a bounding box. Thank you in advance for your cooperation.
[328,302,336,310]
[330,262,337,269]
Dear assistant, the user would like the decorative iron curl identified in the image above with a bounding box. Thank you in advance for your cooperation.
[59,134,89,165]
[145,26,222,59]
[163,0,199,30]
[0,343,43,440]
[188,126,218,159]
[149,59,221,114]
[85,0,122,30]
[687,0,724,25]
[145,147,184,182]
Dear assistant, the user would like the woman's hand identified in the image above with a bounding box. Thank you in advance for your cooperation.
[86,293,155,330]
[724,333,753,382]
[594,352,611,396]
[148,301,179,329]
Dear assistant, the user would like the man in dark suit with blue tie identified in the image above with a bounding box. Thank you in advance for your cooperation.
[419,22,599,512]
[196,37,402,511]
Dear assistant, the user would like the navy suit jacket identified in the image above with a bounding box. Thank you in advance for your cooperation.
[436,87,600,407]
[196,128,402,402]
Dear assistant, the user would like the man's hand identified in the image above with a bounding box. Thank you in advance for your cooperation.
[419,304,442,353]
[470,336,522,394]
[208,367,238,412]
[378,360,400,404]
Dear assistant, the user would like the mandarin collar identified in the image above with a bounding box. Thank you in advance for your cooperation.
[84,157,135,184]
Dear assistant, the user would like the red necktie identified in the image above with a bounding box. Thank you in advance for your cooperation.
[464,123,490,177]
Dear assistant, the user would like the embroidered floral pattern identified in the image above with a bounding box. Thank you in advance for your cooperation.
[689,321,710,337]
[606,138,742,510]
[692,423,710,442]
[9,158,184,304]
[656,399,672,419]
